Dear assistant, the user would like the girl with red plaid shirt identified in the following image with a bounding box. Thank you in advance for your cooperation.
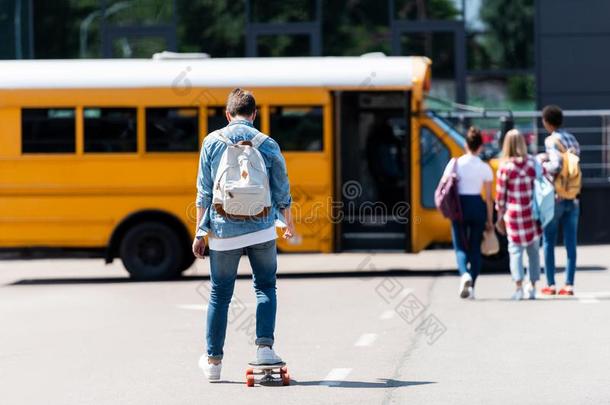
[495,129,542,300]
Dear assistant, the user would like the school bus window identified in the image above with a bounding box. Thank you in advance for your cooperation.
[21,108,76,154]
[421,127,450,208]
[207,106,261,133]
[146,107,199,152]
[270,106,323,151]
[84,108,137,153]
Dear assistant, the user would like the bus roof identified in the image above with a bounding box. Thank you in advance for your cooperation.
[0,56,429,90]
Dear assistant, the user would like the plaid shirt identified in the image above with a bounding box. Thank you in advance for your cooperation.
[543,130,580,176]
[495,156,542,246]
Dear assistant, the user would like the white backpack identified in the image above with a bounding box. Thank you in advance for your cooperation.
[212,131,272,218]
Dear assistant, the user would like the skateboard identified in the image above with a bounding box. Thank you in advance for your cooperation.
[245,362,290,387]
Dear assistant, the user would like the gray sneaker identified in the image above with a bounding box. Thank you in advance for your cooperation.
[511,288,524,301]
[525,283,536,300]
[256,346,283,365]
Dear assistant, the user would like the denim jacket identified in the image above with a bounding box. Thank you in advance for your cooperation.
[195,119,292,238]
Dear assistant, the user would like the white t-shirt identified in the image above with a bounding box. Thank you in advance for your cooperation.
[208,225,277,251]
[442,154,493,195]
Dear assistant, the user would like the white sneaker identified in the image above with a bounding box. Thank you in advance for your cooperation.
[256,346,283,365]
[468,286,475,300]
[459,273,473,299]
[198,354,222,382]
[511,288,524,301]
[525,284,536,300]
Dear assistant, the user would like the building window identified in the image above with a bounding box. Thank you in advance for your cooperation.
[146,107,199,152]
[206,106,261,133]
[420,126,450,208]
[270,106,323,151]
[84,108,137,153]
[21,108,76,153]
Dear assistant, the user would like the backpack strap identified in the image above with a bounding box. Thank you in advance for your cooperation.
[553,135,567,153]
[215,130,233,145]
[251,132,268,149]
[451,157,458,174]
[534,158,542,179]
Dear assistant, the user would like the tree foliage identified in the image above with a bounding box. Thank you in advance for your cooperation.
[479,0,534,69]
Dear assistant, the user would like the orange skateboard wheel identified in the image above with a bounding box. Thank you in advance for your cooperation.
[282,373,290,386]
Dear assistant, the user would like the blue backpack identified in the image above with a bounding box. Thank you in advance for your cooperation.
[532,160,555,228]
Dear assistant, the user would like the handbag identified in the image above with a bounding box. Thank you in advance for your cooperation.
[434,158,462,221]
[532,159,555,228]
[481,228,500,256]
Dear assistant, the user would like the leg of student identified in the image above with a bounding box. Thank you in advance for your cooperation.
[246,239,278,347]
[467,217,486,286]
[526,239,541,284]
[508,241,525,283]
[206,247,242,361]
[562,200,579,286]
[543,201,561,286]
[451,220,469,276]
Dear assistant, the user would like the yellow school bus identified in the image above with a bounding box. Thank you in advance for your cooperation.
[0,56,467,279]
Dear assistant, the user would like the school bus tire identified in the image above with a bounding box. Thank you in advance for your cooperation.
[178,251,196,273]
[120,222,184,281]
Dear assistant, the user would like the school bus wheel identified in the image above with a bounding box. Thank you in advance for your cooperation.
[119,222,184,281]
[178,250,196,273]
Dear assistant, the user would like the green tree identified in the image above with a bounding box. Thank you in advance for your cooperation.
[479,0,534,69]
[176,0,245,57]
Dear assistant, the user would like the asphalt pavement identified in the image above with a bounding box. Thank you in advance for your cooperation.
[1,246,610,404]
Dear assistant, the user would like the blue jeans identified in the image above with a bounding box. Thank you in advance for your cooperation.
[543,199,579,286]
[451,195,487,286]
[206,239,277,360]
[508,240,540,283]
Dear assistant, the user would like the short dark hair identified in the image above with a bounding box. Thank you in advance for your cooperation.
[226,88,256,117]
[466,126,483,152]
[542,105,563,128]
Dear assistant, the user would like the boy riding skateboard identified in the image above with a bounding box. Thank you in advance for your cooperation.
[192,88,295,382]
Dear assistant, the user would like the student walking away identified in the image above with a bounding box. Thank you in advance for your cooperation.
[495,130,542,300]
[192,88,295,382]
[439,127,494,300]
[539,105,581,296]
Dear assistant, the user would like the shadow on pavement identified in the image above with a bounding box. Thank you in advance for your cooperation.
[475,296,610,302]
[292,379,436,388]
[187,378,435,388]
[5,266,606,286]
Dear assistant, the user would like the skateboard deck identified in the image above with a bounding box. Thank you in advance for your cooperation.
[245,362,290,387]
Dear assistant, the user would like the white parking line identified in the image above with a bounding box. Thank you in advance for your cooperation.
[354,333,378,347]
[380,310,396,320]
[578,294,600,304]
[321,368,352,386]
[579,298,600,304]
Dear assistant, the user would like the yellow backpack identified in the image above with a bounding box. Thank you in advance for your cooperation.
[554,137,581,199]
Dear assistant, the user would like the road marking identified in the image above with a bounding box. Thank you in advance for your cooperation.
[321,368,352,386]
[579,298,600,304]
[380,310,396,320]
[354,333,378,347]
[397,288,414,298]
[578,294,600,304]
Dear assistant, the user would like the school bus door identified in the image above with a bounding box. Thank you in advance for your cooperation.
[335,91,411,251]
[410,113,466,253]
